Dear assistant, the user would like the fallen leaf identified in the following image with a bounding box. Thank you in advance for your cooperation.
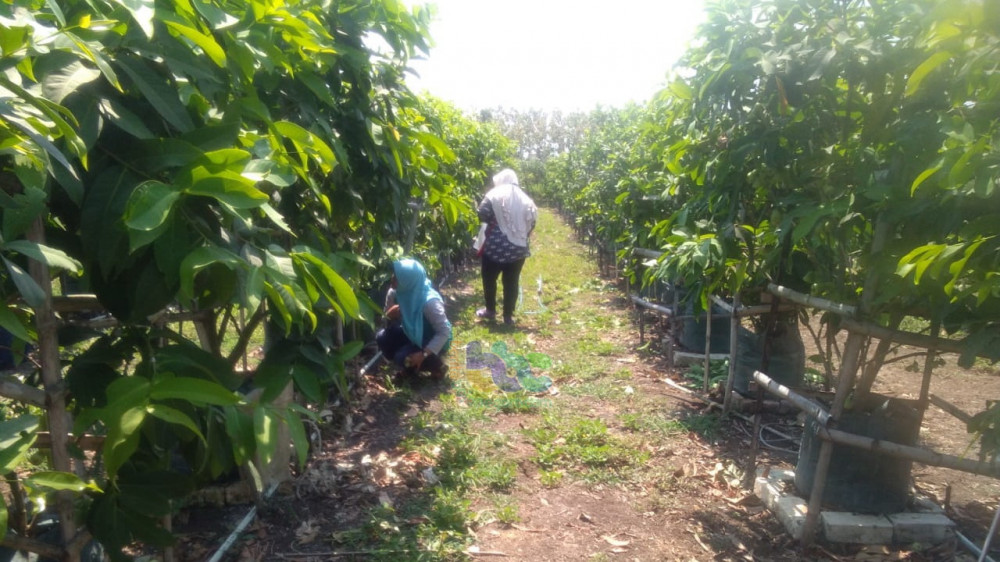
[422,467,440,485]
[378,491,393,508]
[294,519,320,545]
[602,535,630,547]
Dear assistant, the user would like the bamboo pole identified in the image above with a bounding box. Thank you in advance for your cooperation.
[0,377,46,406]
[767,283,857,317]
[753,371,831,427]
[930,394,973,424]
[800,331,865,545]
[711,294,797,317]
[703,303,712,394]
[840,317,970,356]
[918,319,940,417]
[629,295,673,317]
[723,293,741,414]
[27,218,78,562]
[633,247,663,260]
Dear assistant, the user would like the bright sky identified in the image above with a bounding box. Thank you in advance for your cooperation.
[403,0,709,113]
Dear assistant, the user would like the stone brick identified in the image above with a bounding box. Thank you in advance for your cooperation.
[754,476,783,510]
[888,512,956,544]
[821,512,893,544]
[774,496,809,540]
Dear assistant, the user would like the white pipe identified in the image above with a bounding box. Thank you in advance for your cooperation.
[207,483,278,562]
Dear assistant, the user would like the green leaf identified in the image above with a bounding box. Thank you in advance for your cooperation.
[3,257,46,309]
[162,19,227,67]
[273,121,337,173]
[111,0,155,39]
[124,181,180,232]
[4,240,83,273]
[186,174,268,209]
[146,404,207,444]
[282,409,310,468]
[291,363,321,403]
[0,495,6,541]
[254,408,277,467]
[0,305,31,343]
[41,59,101,105]
[116,55,195,133]
[0,415,39,471]
[104,406,146,478]
[149,377,240,406]
[293,252,361,319]
[179,246,243,300]
[911,166,941,195]
[26,471,101,492]
[668,80,693,100]
[905,51,951,97]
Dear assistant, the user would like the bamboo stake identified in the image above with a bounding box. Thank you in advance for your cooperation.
[0,377,46,406]
[918,319,940,416]
[753,371,830,426]
[801,331,865,545]
[703,304,712,394]
[767,283,857,317]
[930,394,973,424]
[27,218,77,562]
[723,292,741,414]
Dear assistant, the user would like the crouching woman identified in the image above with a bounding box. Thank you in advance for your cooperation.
[376,258,452,378]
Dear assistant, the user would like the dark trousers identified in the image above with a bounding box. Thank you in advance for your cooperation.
[481,256,525,318]
[375,323,444,373]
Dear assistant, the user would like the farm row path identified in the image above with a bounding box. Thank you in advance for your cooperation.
[182,207,998,561]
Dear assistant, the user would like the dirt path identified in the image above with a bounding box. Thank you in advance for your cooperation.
[180,208,1000,561]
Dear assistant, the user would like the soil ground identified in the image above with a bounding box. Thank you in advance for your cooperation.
[169,209,1000,562]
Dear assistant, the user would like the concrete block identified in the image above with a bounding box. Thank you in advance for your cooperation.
[754,477,783,510]
[774,496,808,540]
[888,512,956,544]
[911,496,946,514]
[768,468,795,483]
[821,512,893,544]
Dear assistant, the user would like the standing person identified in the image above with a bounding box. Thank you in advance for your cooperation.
[475,168,537,326]
[376,258,452,378]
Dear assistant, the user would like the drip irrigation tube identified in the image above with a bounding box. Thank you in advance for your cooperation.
[518,274,547,315]
[206,483,278,562]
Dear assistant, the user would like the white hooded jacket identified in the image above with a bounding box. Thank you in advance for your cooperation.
[482,169,537,248]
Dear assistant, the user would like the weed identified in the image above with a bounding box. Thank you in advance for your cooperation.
[489,495,522,525]
[619,412,642,431]
[683,359,729,390]
[472,460,517,492]
[539,470,564,488]
[680,412,723,440]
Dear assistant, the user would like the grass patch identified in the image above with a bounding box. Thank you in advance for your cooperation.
[524,415,650,483]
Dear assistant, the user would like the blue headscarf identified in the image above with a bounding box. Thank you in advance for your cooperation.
[392,259,443,346]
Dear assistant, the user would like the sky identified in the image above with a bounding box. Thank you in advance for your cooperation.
[403,0,709,113]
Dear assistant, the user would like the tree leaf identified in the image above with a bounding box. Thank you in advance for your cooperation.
[0,415,39,471]
[179,246,243,301]
[124,181,180,232]
[26,471,101,492]
[41,59,101,105]
[116,55,195,133]
[0,305,31,344]
[2,257,46,309]
[149,377,240,406]
[905,51,951,97]
[4,240,83,273]
[162,19,227,68]
[110,0,155,39]
[186,174,268,209]
[146,404,206,444]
